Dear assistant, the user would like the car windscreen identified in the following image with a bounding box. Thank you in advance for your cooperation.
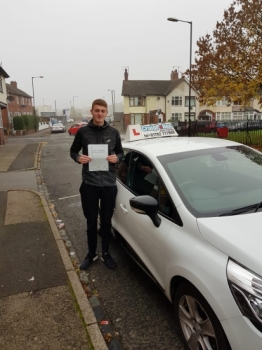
[158,145,262,217]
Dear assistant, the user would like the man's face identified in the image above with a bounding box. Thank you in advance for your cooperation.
[91,104,108,126]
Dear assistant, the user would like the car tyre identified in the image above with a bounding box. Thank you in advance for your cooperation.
[174,283,230,350]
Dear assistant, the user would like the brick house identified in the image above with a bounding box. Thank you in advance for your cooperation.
[121,69,199,127]
[6,81,33,129]
[0,66,10,144]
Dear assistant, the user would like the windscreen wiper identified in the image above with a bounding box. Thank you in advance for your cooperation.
[219,203,260,217]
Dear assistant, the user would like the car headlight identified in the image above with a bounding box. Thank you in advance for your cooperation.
[227,260,262,332]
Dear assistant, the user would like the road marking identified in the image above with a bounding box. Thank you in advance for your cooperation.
[58,194,80,200]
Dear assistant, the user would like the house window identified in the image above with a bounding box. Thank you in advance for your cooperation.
[130,113,143,124]
[216,112,232,120]
[171,96,182,106]
[171,113,182,121]
[185,96,196,107]
[244,112,254,119]
[232,112,243,120]
[16,96,19,104]
[184,112,196,120]
[216,98,230,106]
[130,97,145,106]
[0,79,3,93]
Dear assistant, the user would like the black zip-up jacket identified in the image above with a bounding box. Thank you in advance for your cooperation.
[70,119,124,186]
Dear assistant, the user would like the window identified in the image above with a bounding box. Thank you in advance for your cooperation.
[171,96,182,106]
[117,151,182,224]
[0,78,3,93]
[129,96,145,106]
[16,96,19,104]
[216,112,232,120]
[232,112,243,120]
[244,112,254,119]
[216,98,230,106]
[184,112,195,120]
[130,113,143,125]
[171,113,182,121]
[185,96,196,107]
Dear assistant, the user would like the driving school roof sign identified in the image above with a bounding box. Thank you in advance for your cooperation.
[124,123,178,142]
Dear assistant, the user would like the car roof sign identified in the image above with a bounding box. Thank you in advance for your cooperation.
[124,122,178,142]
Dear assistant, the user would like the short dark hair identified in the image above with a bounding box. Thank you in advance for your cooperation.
[91,99,107,110]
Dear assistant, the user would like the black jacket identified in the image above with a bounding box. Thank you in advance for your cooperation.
[70,119,124,186]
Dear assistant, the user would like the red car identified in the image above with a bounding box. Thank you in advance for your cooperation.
[68,122,87,136]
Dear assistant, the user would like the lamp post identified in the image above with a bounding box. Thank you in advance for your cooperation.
[108,89,115,125]
[73,96,78,122]
[32,76,44,132]
[167,17,192,136]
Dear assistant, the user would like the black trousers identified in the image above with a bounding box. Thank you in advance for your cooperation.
[80,182,117,254]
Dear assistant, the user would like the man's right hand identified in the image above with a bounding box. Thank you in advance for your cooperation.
[78,155,92,164]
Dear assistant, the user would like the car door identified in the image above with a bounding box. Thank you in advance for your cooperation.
[113,150,181,289]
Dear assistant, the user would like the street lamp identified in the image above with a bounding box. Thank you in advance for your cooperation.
[108,89,115,125]
[167,17,192,135]
[73,96,78,122]
[32,76,44,132]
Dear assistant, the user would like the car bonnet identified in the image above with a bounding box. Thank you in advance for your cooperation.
[197,213,262,276]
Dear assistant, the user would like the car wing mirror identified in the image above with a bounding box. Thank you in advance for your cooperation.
[130,195,161,228]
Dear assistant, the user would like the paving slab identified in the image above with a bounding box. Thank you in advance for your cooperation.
[8,143,38,171]
[0,191,67,297]
[0,285,90,350]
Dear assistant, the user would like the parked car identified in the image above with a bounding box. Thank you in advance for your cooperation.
[175,120,218,134]
[68,122,87,135]
[51,123,66,133]
[67,119,74,123]
[112,122,262,350]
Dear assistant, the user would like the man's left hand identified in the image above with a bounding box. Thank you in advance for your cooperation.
[107,154,118,163]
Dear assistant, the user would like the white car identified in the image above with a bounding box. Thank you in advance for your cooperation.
[112,123,262,350]
[51,123,66,133]
[67,119,74,123]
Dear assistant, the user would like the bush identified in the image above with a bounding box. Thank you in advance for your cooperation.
[21,114,37,130]
[13,116,25,130]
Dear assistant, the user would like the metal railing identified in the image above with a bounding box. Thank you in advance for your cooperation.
[174,120,262,150]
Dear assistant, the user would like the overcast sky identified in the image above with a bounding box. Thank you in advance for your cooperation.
[1,0,233,111]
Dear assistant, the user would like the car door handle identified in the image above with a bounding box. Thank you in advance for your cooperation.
[120,204,128,213]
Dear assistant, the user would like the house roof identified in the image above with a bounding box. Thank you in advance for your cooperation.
[122,78,186,97]
[6,83,32,98]
[0,66,10,78]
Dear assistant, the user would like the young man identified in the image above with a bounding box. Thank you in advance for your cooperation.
[70,99,123,269]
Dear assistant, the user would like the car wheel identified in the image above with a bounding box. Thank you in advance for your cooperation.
[174,283,230,350]
[69,132,71,135]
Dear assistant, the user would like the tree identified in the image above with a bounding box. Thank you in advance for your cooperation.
[189,0,262,107]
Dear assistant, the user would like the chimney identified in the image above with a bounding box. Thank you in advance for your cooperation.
[124,68,128,81]
[10,81,17,89]
[170,69,178,82]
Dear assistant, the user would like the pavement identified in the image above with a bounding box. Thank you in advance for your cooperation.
[0,138,110,350]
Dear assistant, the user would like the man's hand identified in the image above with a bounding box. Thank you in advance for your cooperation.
[107,154,118,163]
[78,155,92,164]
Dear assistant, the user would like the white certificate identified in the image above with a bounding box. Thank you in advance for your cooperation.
[88,144,109,171]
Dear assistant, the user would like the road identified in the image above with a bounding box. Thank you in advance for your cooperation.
[28,129,185,350]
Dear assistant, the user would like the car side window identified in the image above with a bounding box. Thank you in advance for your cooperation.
[126,152,158,196]
[158,180,182,225]
[117,151,182,225]
[116,149,130,184]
